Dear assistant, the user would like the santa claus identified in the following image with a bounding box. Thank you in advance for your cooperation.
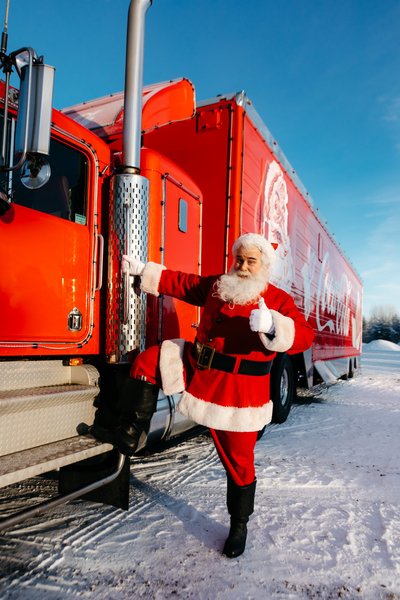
[90,233,314,558]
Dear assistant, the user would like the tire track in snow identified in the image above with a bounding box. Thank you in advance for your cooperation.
[0,433,218,593]
[3,355,399,598]
[73,433,221,550]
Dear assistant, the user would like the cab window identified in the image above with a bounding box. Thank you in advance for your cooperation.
[11,138,88,224]
[0,114,88,225]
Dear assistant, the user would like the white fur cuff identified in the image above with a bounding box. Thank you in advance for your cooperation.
[159,339,185,395]
[177,391,273,432]
[141,262,166,296]
[259,309,295,352]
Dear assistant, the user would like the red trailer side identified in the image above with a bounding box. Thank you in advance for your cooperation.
[143,91,362,381]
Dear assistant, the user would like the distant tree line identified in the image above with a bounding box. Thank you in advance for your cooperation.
[363,306,400,343]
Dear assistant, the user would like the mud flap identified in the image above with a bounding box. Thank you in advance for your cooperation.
[59,449,130,510]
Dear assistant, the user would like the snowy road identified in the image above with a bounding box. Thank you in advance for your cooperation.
[0,341,399,599]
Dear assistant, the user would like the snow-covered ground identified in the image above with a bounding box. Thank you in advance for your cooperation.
[1,340,399,599]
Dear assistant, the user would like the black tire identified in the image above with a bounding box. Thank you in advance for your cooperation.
[270,354,295,424]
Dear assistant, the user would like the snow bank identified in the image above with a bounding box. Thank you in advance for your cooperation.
[363,339,400,352]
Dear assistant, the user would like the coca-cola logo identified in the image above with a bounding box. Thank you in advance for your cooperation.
[301,246,362,349]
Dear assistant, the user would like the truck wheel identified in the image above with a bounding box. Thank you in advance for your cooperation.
[270,354,295,424]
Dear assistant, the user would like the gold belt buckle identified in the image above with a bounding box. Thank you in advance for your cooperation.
[197,343,216,369]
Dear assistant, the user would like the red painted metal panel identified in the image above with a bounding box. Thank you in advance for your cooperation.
[241,113,363,360]
[144,103,233,276]
[0,205,91,342]
[145,93,362,361]
[0,105,110,357]
[141,148,202,346]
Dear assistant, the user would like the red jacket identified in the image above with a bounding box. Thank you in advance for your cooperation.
[142,264,314,432]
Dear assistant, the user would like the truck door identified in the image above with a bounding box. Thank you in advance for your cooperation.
[0,131,99,353]
[161,173,202,341]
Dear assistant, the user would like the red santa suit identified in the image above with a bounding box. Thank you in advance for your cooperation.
[131,263,314,485]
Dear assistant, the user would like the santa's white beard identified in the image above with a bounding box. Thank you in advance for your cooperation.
[214,268,269,305]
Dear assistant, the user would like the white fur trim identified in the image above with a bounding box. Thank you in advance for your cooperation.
[141,261,166,296]
[177,391,273,432]
[159,339,185,395]
[259,309,295,352]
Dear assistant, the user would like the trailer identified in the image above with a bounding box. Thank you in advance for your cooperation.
[0,0,362,528]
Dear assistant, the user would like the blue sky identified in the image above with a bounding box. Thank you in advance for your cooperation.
[5,0,400,318]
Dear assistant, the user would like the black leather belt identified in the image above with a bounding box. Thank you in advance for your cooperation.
[194,340,272,376]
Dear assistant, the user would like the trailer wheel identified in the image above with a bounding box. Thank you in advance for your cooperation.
[270,354,295,424]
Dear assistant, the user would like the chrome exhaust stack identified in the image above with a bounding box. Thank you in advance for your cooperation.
[106,0,152,363]
[122,0,152,172]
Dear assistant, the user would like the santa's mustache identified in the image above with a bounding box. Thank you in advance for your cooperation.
[213,267,269,305]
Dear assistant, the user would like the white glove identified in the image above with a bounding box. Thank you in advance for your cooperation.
[122,255,145,276]
[249,297,274,333]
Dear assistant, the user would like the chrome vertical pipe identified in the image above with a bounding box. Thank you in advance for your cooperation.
[122,0,152,171]
[107,0,152,362]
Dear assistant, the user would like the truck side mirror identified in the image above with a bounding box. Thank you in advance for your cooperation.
[15,60,55,159]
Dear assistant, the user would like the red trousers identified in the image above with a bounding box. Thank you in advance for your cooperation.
[131,345,258,486]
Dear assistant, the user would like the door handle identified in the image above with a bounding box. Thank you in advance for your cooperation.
[94,233,104,292]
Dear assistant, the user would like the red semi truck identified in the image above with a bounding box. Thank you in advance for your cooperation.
[0,1,362,527]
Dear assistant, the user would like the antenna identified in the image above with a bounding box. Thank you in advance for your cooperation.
[0,0,12,176]
[1,0,10,56]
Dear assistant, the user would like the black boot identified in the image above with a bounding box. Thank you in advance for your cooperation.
[113,378,158,456]
[223,478,256,558]
[87,392,120,445]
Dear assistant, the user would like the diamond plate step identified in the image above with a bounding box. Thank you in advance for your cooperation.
[0,383,99,456]
[0,360,99,391]
[0,360,100,457]
[0,436,113,488]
